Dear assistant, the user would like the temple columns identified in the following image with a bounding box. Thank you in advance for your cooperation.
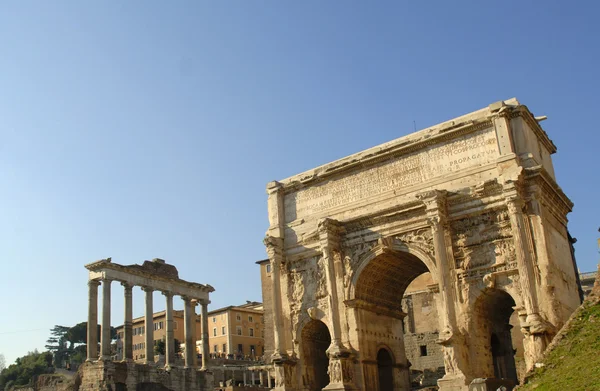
[183,296,196,368]
[143,287,154,364]
[100,279,112,360]
[200,299,210,370]
[87,280,100,361]
[122,282,133,361]
[163,291,175,367]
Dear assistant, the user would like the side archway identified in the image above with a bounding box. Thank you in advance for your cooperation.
[300,319,331,391]
[377,347,395,391]
[471,288,519,384]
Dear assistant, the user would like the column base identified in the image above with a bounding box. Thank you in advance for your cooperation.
[438,374,469,391]
[273,357,296,391]
[323,356,356,391]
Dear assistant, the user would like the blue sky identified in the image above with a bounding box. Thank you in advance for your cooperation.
[1,1,598,365]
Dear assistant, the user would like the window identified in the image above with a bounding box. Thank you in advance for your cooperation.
[222,326,226,335]
[266,264,271,273]
[236,314,241,321]
[212,317,216,323]
[420,345,428,357]
[248,315,253,322]
[237,326,242,336]
[262,330,265,338]
[237,344,243,354]
[213,345,218,353]
[249,328,254,337]
[250,345,255,355]
[213,328,217,337]
[174,321,178,330]
[222,344,227,352]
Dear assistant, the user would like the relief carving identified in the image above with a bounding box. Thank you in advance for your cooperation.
[396,227,434,255]
[315,256,327,299]
[328,360,342,383]
[452,210,512,270]
[343,256,352,288]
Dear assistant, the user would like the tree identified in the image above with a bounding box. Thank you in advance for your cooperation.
[154,338,181,355]
[0,351,52,391]
[45,322,118,367]
[0,354,5,373]
[45,326,70,366]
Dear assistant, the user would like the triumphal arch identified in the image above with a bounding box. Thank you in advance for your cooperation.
[263,99,580,391]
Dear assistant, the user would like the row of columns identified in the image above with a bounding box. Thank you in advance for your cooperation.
[222,368,273,387]
[86,278,210,370]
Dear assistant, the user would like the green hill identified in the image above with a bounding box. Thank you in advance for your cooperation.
[519,281,600,391]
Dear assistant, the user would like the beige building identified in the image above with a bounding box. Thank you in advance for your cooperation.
[115,310,202,361]
[201,301,265,359]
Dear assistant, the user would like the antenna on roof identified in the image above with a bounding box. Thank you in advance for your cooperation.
[413,120,417,132]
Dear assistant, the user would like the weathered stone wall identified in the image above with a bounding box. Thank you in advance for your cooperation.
[78,361,212,391]
[262,99,580,391]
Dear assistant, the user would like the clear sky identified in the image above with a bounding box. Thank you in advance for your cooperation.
[1,1,598,366]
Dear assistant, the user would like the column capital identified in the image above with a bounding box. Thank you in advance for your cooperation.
[317,218,345,236]
[264,235,284,260]
[141,286,154,293]
[197,298,210,306]
[161,291,173,298]
[417,190,448,224]
[121,281,133,290]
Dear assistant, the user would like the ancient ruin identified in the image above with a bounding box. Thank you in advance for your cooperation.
[81,258,214,391]
[262,99,581,391]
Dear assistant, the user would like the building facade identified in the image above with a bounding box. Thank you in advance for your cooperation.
[202,301,265,360]
[115,310,202,362]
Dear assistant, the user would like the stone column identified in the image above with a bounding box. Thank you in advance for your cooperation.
[318,218,354,390]
[251,371,256,386]
[183,296,195,368]
[199,299,210,370]
[163,291,175,367]
[142,287,154,364]
[505,188,540,320]
[264,235,286,360]
[418,190,468,389]
[504,183,549,368]
[243,370,247,385]
[87,280,100,361]
[317,218,347,352]
[100,279,112,360]
[122,282,133,361]
[259,370,265,386]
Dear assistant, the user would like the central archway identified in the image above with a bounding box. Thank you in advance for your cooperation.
[352,247,438,391]
[301,319,331,391]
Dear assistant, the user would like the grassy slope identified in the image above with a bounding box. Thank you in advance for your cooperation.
[519,299,600,391]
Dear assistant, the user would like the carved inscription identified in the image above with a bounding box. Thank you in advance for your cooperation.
[285,127,499,222]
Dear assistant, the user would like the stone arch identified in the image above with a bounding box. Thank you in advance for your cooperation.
[299,319,332,391]
[347,240,438,391]
[470,288,520,385]
[347,238,439,303]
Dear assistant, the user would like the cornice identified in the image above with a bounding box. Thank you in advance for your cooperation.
[509,106,557,154]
